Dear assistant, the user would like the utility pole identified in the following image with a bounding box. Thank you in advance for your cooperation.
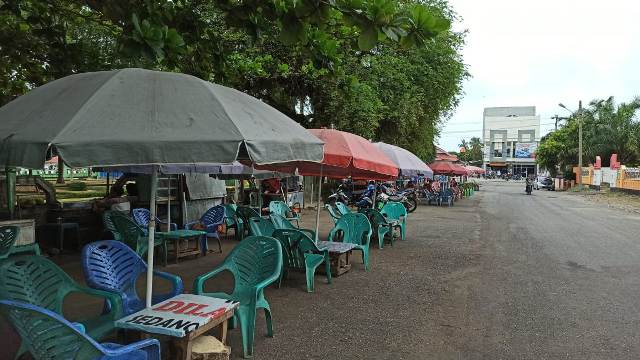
[578,100,583,187]
[552,115,560,131]
[559,102,584,187]
[551,115,569,131]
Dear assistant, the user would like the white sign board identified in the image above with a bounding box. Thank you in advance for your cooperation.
[115,294,237,337]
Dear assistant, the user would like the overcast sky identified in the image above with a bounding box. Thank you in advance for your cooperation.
[439,0,640,151]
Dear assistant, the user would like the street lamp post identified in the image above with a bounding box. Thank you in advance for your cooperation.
[578,100,583,187]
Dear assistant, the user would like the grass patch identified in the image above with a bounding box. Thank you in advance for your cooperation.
[56,190,105,199]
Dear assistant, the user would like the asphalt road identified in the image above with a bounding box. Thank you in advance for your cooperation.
[444,181,640,359]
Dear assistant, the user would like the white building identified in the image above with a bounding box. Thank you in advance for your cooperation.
[482,106,541,176]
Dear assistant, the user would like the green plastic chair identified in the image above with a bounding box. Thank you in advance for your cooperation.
[358,208,396,249]
[335,202,351,216]
[0,299,160,360]
[327,213,372,271]
[112,213,167,266]
[236,206,262,237]
[272,229,331,292]
[193,236,282,358]
[0,226,40,259]
[102,210,127,241]
[380,202,407,241]
[325,204,342,224]
[270,214,316,241]
[0,255,124,358]
[223,203,244,241]
[248,217,276,237]
[268,201,300,228]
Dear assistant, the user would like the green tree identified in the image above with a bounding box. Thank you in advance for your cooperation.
[457,139,469,162]
[456,137,482,164]
[468,136,483,164]
[536,96,640,176]
[1,0,466,166]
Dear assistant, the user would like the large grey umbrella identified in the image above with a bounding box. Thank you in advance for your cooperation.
[0,68,323,168]
[0,68,323,307]
[375,142,433,178]
[98,162,289,179]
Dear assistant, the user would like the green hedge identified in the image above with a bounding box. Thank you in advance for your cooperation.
[67,182,88,191]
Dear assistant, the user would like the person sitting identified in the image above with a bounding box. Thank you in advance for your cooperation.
[93,187,130,213]
[261,177,282,210]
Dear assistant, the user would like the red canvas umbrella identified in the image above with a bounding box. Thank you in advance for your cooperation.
[429,161,468,176]
[465,165,485,174]
[260,128,398,240]
[266,128,399,180]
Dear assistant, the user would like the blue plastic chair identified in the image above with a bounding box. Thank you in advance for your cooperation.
[81,240,184,316]
[185,205,225,254]
[0,299,160,360]
[132,208,177,235]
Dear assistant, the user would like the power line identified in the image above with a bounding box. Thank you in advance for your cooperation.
[440,122,556,135]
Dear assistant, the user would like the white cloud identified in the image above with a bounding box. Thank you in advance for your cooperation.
[439,0,640,151]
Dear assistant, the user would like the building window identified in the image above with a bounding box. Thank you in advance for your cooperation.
[493,142,503,157]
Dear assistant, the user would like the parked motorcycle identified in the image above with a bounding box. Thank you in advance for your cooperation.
[327,184,351,206]
[396,188,418,213]
[327,182,360,206]
[378,184,418,213]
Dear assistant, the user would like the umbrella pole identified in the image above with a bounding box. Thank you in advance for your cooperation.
[167,175,171,231]
[180,175,187,225]
[314,164,323,243]
[146,166,159,308]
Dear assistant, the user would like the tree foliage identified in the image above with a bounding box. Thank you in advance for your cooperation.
[536,97,640,177]
[1,0,467,163]
[457,136,482,164]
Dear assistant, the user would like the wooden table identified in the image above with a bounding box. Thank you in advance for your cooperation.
[317,241,357,277]
[158,230,206,264]
[116,294,238,360]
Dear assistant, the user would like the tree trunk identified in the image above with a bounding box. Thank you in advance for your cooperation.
[56,156,65,184]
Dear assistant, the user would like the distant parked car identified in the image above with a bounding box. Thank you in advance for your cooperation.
[535,176,555,190]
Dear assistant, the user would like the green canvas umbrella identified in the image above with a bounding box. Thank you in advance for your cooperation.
[0,68,323,307]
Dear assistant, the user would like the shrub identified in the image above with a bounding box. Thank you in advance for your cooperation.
[67,182,87,191]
